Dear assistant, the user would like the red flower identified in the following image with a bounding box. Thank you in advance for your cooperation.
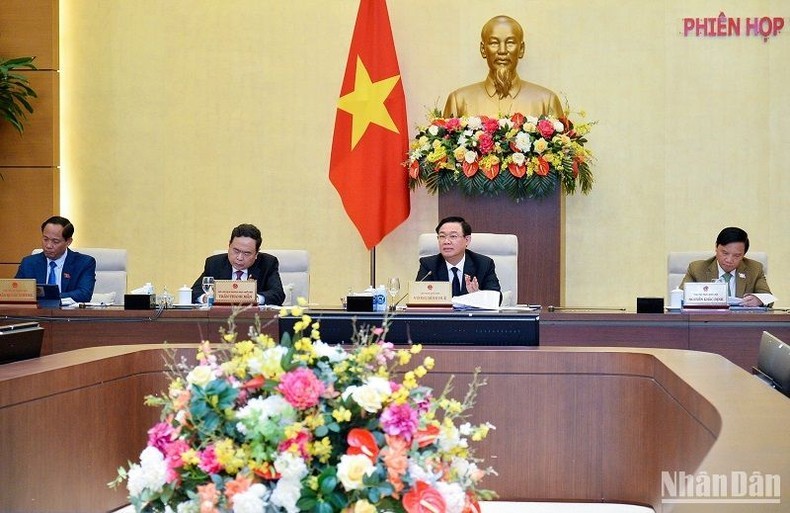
[477,133,494,154]
[481,162,500,180]
[403,481,446,513]
[241,375,264,390]
[508,162,526,178]
[444,118,461,131]
[509,112,525,128]
[463,493,481,513]
[409,160,420,179]
[572,156,582,178]
[414,424,440,448]
[535,156,550,177]
[537,119,555,139]
[462,160,478,178]
[347,428,379,461]
[481,116,499,134]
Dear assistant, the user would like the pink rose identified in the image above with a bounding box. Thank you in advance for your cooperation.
[444,118,461,131]
[278,367,325,409]
[537,119,555,139]
[477,133,494,154]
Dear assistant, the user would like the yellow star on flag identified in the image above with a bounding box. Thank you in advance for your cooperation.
[337,56,401,149]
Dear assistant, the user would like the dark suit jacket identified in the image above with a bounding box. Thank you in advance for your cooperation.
[191,253,285,305]
[680,256,771,299]
[15,250,97,303]
[416,249,501,296]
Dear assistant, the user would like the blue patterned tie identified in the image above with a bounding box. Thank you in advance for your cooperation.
[47,261,57,285]
[451,267,461,296]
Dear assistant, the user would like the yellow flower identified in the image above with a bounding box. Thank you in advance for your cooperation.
[352,500,377,513]
[423,356,435,370]
[397,349,412,365]
[291,306,304,317]
[181,448,200,466]
[297,297,308,306]
[332,407,352,422]
[311,437,333,464]
[409,344,422,354]
[279,307,288,317]
[414,365,427,378]
[453,146,467,161]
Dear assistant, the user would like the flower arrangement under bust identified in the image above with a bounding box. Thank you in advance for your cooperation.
[111,304,496,513]
[406,108,594,201]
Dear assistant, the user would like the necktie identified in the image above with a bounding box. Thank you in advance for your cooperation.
[722,272,732,294]
[451,267,461,296]
[235,270,243,280]
[47,261,57,285]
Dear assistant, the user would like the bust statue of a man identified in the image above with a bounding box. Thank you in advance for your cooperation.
[443,15,563,118]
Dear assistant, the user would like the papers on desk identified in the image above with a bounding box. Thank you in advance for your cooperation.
[452,290,500,310]
[729,293,777,306]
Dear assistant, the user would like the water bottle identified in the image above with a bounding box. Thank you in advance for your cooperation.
[375,285,387,312]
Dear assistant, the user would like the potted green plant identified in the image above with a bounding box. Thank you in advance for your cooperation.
[0,56,37,134]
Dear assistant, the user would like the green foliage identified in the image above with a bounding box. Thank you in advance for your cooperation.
[0,56,37,134]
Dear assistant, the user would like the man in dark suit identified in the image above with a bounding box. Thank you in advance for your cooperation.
[680,226,771,307]
[15,216,97,303]
[416,216,501,298]
[191,223,285,305]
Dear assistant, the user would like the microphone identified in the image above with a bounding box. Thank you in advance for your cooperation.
[391,271,432,309]
[547,306,626,312]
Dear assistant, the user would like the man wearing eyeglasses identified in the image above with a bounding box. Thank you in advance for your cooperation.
[191,223,285,305]
[15,216,97,303]
[416,216,501,298]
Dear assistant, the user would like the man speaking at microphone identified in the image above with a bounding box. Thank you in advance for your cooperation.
[191,223,285,305]
[416,216,501,298]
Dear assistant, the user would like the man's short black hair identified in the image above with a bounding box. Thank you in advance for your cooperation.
[716,226,749,253]
[41,216,74,240]
[230,223,262,252]
[436,216,472,236]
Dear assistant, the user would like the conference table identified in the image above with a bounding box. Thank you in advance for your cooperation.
[1,305,789,370]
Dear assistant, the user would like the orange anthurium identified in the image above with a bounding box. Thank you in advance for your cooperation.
[462,160,478,178]
[347,428,379,461]
[403,481,446,513]
[241,375,265,390]
[463,493,481,513]
[414,425,440,448]
[409,160,421,179]
[481,162,500,180]
[252,462,279,480]
[535,156,550,177]
[507,162,526,178]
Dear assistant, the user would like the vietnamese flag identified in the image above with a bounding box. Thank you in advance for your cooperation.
[329,0,410,249]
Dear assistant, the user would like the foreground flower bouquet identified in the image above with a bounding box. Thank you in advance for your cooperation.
[111,305,496,513]
[406,107,594,201]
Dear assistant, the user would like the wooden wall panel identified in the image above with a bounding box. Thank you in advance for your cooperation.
[0,72,59,167]
[0,264,18,279]
[0,0,58,69]
[0,167,59,263]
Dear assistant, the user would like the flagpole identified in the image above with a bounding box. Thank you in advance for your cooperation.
[369,247,376,287]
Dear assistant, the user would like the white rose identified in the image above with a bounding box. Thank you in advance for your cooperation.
[337,454,375,491]
[270,479,302,513]
[314,341,349,362]
[526,115,538,125]
[186,365,214,387]
[466,117,482,130]
[232,483,269,513]
[464,150,477,164]
[498,118,513,130]
[511,153,526,166]
[342,376,391,412]
[514,132,532,153]
[436,482,466,513]
[553,120,564,132]
[428,125,440,136]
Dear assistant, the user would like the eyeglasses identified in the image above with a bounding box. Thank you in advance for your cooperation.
[437,234,465,242]
[230,247,255,258]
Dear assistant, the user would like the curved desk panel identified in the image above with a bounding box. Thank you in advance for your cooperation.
[1,346,788,512]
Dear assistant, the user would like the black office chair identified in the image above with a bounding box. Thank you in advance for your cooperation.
[752,331,790,398]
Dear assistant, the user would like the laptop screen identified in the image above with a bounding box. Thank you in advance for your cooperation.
[0,322,44,364]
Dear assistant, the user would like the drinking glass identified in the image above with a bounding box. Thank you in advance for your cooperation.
[201,276,215,309]
[387,277,400,311]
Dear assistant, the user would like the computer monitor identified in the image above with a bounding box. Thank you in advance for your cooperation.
[0,322,44,364]
[753,331,790,397]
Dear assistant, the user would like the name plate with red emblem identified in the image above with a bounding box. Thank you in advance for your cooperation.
[407,281,452,307]
[214,279,257,305]
[0,279,37,303]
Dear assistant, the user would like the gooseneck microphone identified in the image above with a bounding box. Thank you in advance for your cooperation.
[392,271,432,309]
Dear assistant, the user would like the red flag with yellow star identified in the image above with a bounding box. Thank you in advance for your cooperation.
[329,0,409,249]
